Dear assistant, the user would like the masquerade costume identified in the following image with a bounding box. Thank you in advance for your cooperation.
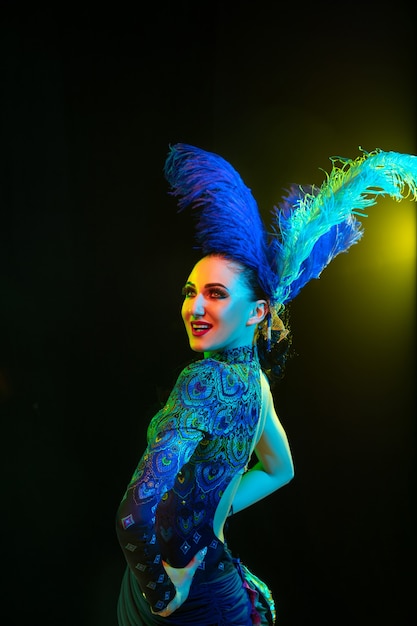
[117,347,274,625]
[116,144,417,624]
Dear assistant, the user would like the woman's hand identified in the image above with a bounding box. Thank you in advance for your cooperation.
[151,547,207,617]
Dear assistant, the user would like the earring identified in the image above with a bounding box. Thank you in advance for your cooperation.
[266,312,272,351]
[258,303,289,351]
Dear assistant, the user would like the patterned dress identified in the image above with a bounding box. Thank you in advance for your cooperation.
[116,346,274,625]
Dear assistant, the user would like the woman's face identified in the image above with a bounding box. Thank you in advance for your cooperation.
[181,255,265,354]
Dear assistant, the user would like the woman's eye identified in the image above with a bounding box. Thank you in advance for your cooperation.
[181,286,227,299]
[181,287,195,298]
[209,289,227,299]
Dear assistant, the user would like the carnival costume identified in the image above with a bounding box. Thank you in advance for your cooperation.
[116,144,417,624]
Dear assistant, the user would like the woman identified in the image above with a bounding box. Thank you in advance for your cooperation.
[116,252,294,625]
[116,144,417,625]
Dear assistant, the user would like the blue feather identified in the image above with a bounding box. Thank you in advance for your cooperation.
[164,143,276,297]
[164,145,417,310]
[269,149,417,305]
[284,217,363,301]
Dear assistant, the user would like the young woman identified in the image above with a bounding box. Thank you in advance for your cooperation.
[116,252,294,625]
[116,143,417,625]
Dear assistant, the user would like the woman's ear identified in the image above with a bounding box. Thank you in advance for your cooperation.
[247,300,267,326]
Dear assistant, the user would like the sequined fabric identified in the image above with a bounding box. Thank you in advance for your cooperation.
[116,346,264,617]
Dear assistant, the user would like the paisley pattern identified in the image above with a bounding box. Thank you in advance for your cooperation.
[116,346,261,614]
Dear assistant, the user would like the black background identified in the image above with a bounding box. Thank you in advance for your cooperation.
[1,2,416,625]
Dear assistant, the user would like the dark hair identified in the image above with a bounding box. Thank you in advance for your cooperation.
[256,308,293,388]
[215,254,293,388]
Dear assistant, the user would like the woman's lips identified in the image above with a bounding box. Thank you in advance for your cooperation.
[191,322,213,336]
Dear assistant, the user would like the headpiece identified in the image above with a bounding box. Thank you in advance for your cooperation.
[164,144,417,346]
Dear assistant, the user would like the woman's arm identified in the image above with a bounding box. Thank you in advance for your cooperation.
[231,381,294,514]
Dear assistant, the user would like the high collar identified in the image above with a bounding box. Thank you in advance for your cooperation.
[205,345,258,365]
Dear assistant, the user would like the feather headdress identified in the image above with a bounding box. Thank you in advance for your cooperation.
[164,144,417,313]
[163,143,276,299]
[269,149,417,305]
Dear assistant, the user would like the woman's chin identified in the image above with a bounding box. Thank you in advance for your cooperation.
[188,337,207,352]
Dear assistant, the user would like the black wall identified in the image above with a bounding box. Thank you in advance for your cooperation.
[1,3,415,625]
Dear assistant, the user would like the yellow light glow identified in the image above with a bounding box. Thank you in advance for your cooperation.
[367,197,416,265]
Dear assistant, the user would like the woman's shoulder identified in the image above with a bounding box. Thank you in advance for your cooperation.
[179,355,259,406]
[171,349,260,400]
[176,357,228,390]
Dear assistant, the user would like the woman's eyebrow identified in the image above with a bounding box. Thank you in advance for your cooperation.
[204,282,228,290]
[183,281,229,290]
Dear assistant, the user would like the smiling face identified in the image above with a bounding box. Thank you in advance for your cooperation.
[181,255,267,355]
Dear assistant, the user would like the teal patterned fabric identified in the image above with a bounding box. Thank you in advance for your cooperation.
[116,346,262,613]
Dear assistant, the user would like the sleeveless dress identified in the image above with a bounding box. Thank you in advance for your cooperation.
[116,346,276,625]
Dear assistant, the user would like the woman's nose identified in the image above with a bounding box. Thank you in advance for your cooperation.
[190,294,205,317]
